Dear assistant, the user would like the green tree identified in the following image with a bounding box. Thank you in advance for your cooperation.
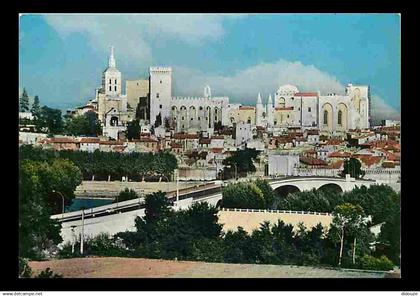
[222,182,265,209]
[116,188,139,203]
[31,95,40,115]
[340,158,365,179]
[37,106,64,134]
[19,88,30,112]
[330,203,366,267]
[222,148,260,179]
[126,119,141,140]
[254,179,276,209]
[19,159,82,259]
[64,111,101,137]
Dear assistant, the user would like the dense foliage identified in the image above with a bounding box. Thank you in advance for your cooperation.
[340,158,365,179]
[19,145,178,181]
[19,159,82,259]
[126,119,141,140]
[19,88,30,112]
[64,111,102,137]
[222,148,260,179]
[56,190,394,270]
[115,188,140,203]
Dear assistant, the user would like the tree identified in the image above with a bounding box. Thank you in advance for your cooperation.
[37,106,64,134]
[330,203,366,267]
[254,179,276,209]
[340,158,365,179]
[64,112,101,137]
[126,119,141,140]
[222,182,265,209]
[116,188,139,203]
[31,95,40,115]
[222,148,260,178]
[19,88,30,112]
[19,159,82,259]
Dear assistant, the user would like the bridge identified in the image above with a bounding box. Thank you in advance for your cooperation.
[51,176,380,244]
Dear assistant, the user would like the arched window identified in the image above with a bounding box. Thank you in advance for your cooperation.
[247,117,251,124]
[338,110,343,125]
[323,110,328,125]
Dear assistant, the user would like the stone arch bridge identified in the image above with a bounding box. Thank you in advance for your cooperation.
[53,176,379,244]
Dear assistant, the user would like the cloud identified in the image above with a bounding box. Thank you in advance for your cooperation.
[370,94,400,123]
[172,60,400,121]
[43,14,244,66]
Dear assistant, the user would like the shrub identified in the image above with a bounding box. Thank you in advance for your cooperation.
[19,257,32,278]
[115,188,139,203]
[359,255,394,271]
[36,267,63,278]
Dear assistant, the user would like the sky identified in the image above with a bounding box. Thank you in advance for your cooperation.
[19,13,401,121]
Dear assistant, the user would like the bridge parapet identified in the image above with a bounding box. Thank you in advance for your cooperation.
[221,208,332,216]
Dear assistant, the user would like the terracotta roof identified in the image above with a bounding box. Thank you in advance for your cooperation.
[382,161,396,168]
[275,107,294,111]
[328,159,344,169]
[306,130,319,135]
[138,138,158,143]
[300,157,328,166]
[99,140,124,145]
[170,143,182,148]
[328,151,352,158]
[295,92,318,97]
[239,106,255,110]
[80,138,100,143]
[210,148,224,154]
[355,155,382,167]
[199,138,211,144]
[325,139,344,146]
[48,137,78,144]
[173,133,199,140]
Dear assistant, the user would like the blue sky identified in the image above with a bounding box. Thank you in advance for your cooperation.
[19,13,400,120]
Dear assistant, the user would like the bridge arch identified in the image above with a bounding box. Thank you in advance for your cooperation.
[274,184,301,198]
[317,183,343,194]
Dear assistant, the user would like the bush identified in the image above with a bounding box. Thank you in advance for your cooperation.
[222,182,265,209]
[115,188,139,203]
[36,267,63,278]
[19,257,32,278]
[359,255,394,271]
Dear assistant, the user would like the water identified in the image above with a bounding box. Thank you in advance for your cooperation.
[66,197,114,212]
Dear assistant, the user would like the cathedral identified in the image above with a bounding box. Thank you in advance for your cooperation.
[87,47,370,139]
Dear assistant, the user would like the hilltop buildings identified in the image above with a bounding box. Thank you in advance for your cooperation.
[73,47,370,140]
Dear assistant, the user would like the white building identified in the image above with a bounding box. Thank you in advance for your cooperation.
[235,122,252,147]
[268,153,300,176]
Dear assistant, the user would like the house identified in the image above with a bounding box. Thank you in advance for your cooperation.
[79,138,100,152]
[45,137,79,151]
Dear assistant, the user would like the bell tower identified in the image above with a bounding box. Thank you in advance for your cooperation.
[102,46,122,97]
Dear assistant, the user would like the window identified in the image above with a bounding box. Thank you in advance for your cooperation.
[287,115,290,118]
[114,86,117,91]
[191,118,194,121]
[115,79,117,84]
[109,79,111,84]
[323,110,328,125]
[157,93,160,98]
[215,116,218,121]
[160,80,162,84]
[109,86,112,91]
[159,104,162,109]
[308,107,312,112]
[338,110,343,125]
[298,107,300,111]
[198,117,201,121]
[182,117,184,120]
[199,106,203,110]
